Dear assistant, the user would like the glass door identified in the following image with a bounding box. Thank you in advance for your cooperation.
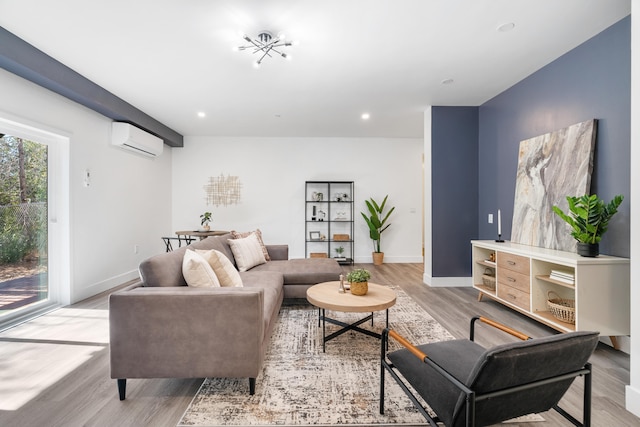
[0,116,69,330]
[0,134,50,319]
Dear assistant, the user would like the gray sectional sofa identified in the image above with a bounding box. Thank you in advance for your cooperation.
[109,232,341,400]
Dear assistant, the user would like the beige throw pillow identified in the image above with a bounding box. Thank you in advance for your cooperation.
[182,249,221,287]
[196,249,243,287]
[230,229,270,261]
[227,233,266,272]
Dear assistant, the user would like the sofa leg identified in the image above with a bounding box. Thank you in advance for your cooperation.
[117,379,127,400]
[249,378,256,395]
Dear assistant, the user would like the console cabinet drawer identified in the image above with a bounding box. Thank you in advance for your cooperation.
[497,252,530,275]
[498,284,530,311]
[498,269,530,294]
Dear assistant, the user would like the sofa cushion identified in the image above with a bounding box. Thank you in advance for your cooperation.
[182,250,221,288]
[240,271,284,339]
[250,258,342,285]
[140,233,235,287]
[228,233,267,272]
[192,234,236,265]
[196,249,243,287]
[231,229,271,261]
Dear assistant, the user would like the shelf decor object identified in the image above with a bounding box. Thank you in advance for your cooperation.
[471,239,629,350]
[305,181,354,265]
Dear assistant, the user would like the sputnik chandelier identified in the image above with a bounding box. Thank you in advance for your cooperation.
[235,31,293,68]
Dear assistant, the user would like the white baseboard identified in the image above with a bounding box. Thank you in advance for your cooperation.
[626,385,640,418]
[71,269,139,303]
[423,274,472,287]
[353,256,423,263]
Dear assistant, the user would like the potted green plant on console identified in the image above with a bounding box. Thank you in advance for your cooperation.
[346,268,371,296]
[361,195,395,265]
[552,194,623,257]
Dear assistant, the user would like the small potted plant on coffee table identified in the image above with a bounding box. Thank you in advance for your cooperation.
[346,268,371,296]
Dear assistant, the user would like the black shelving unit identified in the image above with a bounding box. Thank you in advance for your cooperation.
[305,181,354,265]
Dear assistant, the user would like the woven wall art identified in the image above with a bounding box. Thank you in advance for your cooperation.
[204,174,242,207]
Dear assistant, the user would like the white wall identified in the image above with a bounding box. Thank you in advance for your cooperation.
[626,1,640,417]
[0,69,173,303]
[172,136,423,263]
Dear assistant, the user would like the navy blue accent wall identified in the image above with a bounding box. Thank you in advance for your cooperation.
[478,16,630,257]
[432,106,479,277]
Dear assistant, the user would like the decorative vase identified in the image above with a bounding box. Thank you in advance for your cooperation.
[350,281,368,296]
[203,225,211,232]
[577,242,599,257]
[372,252,384,265]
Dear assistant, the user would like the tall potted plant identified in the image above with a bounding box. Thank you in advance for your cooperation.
[552,194,623,257]
[361,195,395,265]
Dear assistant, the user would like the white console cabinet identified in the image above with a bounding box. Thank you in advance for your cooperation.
[471,240,629,348]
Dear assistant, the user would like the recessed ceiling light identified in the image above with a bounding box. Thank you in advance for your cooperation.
[497,22,515,32]
[197,112,206,118]
[441,78,454,85]
[361,113,370,120]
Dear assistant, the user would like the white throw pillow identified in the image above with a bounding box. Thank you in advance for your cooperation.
[227,233,266,272]
[230,229,270,261]
[196,249,243,287]
[182,249,221,288]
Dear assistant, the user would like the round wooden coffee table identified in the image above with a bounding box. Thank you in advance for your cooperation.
[306,281,397,352]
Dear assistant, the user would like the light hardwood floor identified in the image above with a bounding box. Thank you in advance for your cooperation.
[0,263,638,426]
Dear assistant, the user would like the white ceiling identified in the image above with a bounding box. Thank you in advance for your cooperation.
[0,0,631,139]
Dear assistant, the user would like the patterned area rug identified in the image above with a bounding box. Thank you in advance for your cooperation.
[178,286,543,426]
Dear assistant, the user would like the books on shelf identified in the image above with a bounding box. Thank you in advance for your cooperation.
[550,269,575,285]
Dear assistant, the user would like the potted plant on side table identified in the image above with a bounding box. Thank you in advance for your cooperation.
[552,194,623,257]
[361,195,395,265]
[200,211,212,231]
[346,268,371,296]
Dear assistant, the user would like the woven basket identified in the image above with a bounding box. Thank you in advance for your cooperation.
[547,291,575,324]
[481,268,496,290]
[350,281,368,296]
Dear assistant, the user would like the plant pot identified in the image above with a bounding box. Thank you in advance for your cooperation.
[350,281,368,296]
[202,225,211,232]
[577,242,599,257]
[372,252,384,265]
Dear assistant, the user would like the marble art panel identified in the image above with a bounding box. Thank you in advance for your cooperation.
[511,119,596,251]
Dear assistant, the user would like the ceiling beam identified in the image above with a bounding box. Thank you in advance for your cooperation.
[0,26,183,147]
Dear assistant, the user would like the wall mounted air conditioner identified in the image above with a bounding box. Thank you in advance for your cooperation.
[111,122,163,158]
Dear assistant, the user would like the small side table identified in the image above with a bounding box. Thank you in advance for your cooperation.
[306,281,397,352]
